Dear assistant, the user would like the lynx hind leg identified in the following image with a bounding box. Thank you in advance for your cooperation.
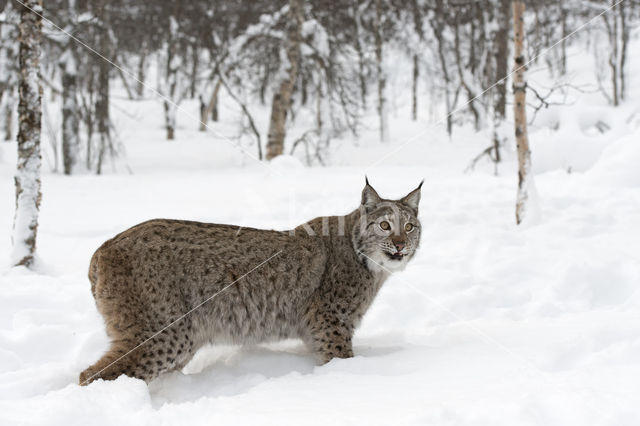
[83,252,198,385]
[79,326,196,385]
[302,310,354,364]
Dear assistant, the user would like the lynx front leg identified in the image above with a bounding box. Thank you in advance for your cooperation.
[302,310,354,364]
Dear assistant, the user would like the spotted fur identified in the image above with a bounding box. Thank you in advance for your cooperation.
[79,180,422,384]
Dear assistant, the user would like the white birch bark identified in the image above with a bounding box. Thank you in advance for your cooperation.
[0,4,18,142]
[266,0,303,160]
[512,0,536,225]
[375,0,389,143]
[163,15,181,140]
[94,1,111,174]
[12,0,43,267]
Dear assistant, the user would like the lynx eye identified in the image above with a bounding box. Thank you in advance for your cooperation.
[379,221,390,231]
[405,223,414,232]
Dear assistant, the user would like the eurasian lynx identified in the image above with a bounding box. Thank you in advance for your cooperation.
[79,179,422,384]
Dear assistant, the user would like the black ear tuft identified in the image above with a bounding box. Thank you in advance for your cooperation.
[401,180,423,210]
[361,177,382,209]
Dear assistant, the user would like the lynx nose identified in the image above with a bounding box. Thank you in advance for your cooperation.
[394,241,405,252]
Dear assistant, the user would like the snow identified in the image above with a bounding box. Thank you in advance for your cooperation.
[301,19,330,57]
[58,49,77,76]
[583,132,640,187]
[1,32,640,426]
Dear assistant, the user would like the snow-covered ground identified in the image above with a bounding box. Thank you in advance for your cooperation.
[1,41,640,425]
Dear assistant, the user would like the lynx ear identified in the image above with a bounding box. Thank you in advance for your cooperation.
[361,176,382,209]
[401,180,423,210]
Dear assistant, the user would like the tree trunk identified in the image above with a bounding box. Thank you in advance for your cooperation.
[84,67,95,170]
[560,6,568,76]
[431,0,454,137]
[599,0,628,106]
[0,3,17,143]
[618,1,628,102]
[95,1,111,174]
[96,55,109,174]
[199,95,207,131]
[512,0,534,225]
[1,20,17,143]
[2,89,14,141]
[59,48,80,174]
[164,102,175,139]
[209,78,222,122]
[374,0,388,143]
[410,0,424,122]
[136,41,147,98]
[411,54,418,121]
[95,50,110,174]
[163,15,180,141]
[265,0,302,160]
[352,0,367,109]
[12,0,43,268]
[490,0,511,165]
[115,55,134,100]
[199,78,222,131]
[300,73,308,106]
[189,43,199,99]
[164,100,175,140]
[259,61,270,106]
[453,14,482,131]
[609,4,619,107]
[199,75,222,131]
[494,0,510,121]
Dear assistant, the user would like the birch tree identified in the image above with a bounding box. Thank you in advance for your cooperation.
[94,0,111,174]
[12,0,43,268]
[374,0,389,143]
[429,0,458,137]
[265,0,303,160]
[0,2,18,142]
[599,0,630,106]
[59,47,80,174]
[410,0,424,122]
[162,14,183,140]
[512,0,534,225]
[491,0,511,164]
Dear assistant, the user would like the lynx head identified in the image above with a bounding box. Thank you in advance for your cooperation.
[352,178,423,273]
